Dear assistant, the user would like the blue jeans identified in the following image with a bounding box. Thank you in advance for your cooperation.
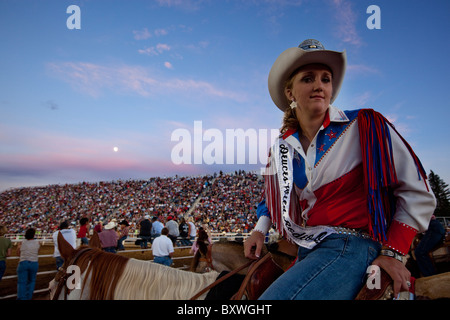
[154,256,172,266]
[117,236,127,250]
[140,236,151,248]
[103,247,116,253]
[179,238,192,246]
[17,260,39,300]
[259,233,381,300]
[55,256,64,270]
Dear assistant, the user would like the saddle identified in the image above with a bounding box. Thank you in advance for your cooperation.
[191,252,284,300]
[231,252,284,300]
[354,268,394,300]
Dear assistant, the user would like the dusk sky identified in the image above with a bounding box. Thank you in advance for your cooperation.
[1,0,449,191]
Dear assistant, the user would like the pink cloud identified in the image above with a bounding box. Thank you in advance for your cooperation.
[155,0,205,11]
[47,61,247,102]
[138,43,171,56]
[330,0,363,47]
[347,64,381,76]
[133,28,152,40]
[133,27,170,40]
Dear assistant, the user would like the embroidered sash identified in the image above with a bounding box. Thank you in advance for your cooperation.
[267,137,335,249]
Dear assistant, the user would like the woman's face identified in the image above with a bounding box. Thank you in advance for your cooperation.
[285,64,333,117]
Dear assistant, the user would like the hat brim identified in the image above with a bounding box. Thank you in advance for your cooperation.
[104,223,116,230]
[268,47,347,111]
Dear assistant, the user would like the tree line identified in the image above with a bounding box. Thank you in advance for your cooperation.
[429,170,450,217]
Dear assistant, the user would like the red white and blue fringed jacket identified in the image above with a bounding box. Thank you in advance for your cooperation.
[255,105,436,255]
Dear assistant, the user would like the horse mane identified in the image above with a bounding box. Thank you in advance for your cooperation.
[74,247,130,300]
[114,258,219,299]
[68,247,219,300]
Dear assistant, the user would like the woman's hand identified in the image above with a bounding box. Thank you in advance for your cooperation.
[244,231,265,260]
[372,255,411,297]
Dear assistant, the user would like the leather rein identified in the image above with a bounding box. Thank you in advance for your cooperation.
[190,258,255,300]
[190,243,269,300]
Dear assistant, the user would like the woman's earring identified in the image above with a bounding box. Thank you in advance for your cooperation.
[290,100,297,109]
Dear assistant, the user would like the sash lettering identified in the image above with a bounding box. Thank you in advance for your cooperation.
[274,138,336,249]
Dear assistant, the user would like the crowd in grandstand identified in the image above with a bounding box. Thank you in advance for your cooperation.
[0,171,262,237]
[192,172,263,234]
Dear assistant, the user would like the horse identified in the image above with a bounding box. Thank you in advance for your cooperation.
[49,232,284,300]
[49,232,221,300]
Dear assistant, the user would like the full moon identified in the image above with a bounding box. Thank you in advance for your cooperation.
[113,147,119,152]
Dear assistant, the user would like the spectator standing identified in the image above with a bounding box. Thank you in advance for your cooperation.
[178,217,191,246]
[187,217,197,242]
[52,221,77,270]
[77,217,90,245]
[151,227,174,266]
[189,227,211,256]
[16,228,41,300]
[138,215,152,250]
[189,227,212,273]
[165,216,179,246]
[0,225,12,281]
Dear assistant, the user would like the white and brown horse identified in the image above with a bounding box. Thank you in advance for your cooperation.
[49,232,284,300]
[49,232,221,300]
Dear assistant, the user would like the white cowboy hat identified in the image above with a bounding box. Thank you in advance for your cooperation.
[104,221,116,230]
[268,39,347,111]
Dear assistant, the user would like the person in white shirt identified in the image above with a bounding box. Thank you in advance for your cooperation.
[151,227,174,266]
[16,228,41,300]
[52,221,77,270]
[187,217,197,241]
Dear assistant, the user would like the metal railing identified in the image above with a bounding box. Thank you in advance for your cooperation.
[4,232,252,243]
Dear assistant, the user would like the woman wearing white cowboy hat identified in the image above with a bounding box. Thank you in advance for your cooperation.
[244,39,436,299]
